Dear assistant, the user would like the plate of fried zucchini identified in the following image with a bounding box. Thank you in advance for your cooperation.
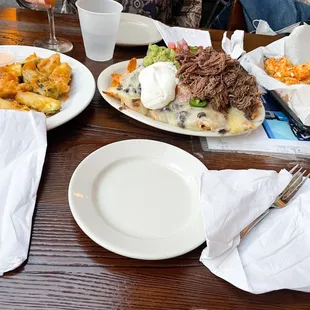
[0,45,95,130]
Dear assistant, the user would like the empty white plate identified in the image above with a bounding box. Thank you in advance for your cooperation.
[68,139,206,259]
[116,13,162,46]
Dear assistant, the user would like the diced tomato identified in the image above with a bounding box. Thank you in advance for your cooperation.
[174,40,190,54]
[168,42,176,49]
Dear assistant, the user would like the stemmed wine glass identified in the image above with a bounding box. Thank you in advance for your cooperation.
[17,0,74,53]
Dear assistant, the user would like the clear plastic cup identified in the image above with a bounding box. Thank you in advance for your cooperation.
[76,0,123,62]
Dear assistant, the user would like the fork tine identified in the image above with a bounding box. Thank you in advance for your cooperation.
[282,172,309,202]
[294,167,303,175]
[286,169,306,189]
[289,164,299,174]
[278,167,305,199]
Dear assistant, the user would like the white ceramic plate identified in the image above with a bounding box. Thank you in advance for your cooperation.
[68,139,206,260]
[97,59,266,137]
[116,13,162,46]
[0,45,95,130]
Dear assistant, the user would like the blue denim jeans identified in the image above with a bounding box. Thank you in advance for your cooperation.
[212,0,310,32]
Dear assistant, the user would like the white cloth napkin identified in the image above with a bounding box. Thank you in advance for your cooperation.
[0,110,47,275]
[154,21,212,47]
[200,168,310,294]
[221,30,245,59]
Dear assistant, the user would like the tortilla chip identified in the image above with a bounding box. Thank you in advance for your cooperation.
[103,90,121,100]
[127,58,137,73]
[109,73,122,87]
[109,80,119,88]
[250,108,259,120]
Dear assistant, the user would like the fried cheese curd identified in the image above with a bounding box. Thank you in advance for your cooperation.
[265,57,310,85]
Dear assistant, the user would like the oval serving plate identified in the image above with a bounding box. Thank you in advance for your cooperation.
[97,59,265,137]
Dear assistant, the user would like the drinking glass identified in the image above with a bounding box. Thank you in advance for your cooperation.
[17,0,73,53]
[76,0,123,61]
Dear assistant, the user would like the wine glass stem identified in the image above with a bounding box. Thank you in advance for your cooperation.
[61,0,68,14]
[47,7,58,44]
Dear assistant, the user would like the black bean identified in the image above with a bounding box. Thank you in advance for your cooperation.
[124,88,129,93]
[177,111,188,121]
[197,112,206,118]
[172,103,180,110]
[219,129,227,134]
[178,121,185,128]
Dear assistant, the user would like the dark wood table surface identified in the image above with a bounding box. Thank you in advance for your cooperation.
[0,8,310,310]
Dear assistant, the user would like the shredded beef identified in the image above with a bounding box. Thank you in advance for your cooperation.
[175,47,260,118]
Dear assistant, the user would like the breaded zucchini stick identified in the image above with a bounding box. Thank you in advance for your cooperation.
[0,98,30,111]
[15,91,61,115]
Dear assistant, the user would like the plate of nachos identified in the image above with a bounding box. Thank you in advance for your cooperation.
[98,41,265,137]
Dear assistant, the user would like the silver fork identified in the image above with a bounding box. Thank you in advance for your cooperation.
[240,165,310,238]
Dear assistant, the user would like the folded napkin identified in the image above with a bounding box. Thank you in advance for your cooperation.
[0,110,47,275]
[200,169,310,294]
[154,21,212,47]
[154,22,245,60]
[221,30,245,59]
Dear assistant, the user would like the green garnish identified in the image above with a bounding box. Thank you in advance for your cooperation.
[143,44,179,67]
[189,46,200,53]
[189,98,208,107]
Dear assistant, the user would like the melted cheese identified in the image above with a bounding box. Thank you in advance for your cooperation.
[120,67,142,97]
[150,101,227,132]
[226,107,254,134]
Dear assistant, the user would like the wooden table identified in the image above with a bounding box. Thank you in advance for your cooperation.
[0,8,310,310]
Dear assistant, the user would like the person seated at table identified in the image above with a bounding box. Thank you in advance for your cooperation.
[211,0,310,32]
[20,0,203,28]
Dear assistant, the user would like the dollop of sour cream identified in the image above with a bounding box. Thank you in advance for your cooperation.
[139,62,178,110]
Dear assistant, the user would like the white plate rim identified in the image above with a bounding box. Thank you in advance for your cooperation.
[97,59,266,137]
[68,139,206,260]
[0,45,96,130]
[116,13,162,46]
